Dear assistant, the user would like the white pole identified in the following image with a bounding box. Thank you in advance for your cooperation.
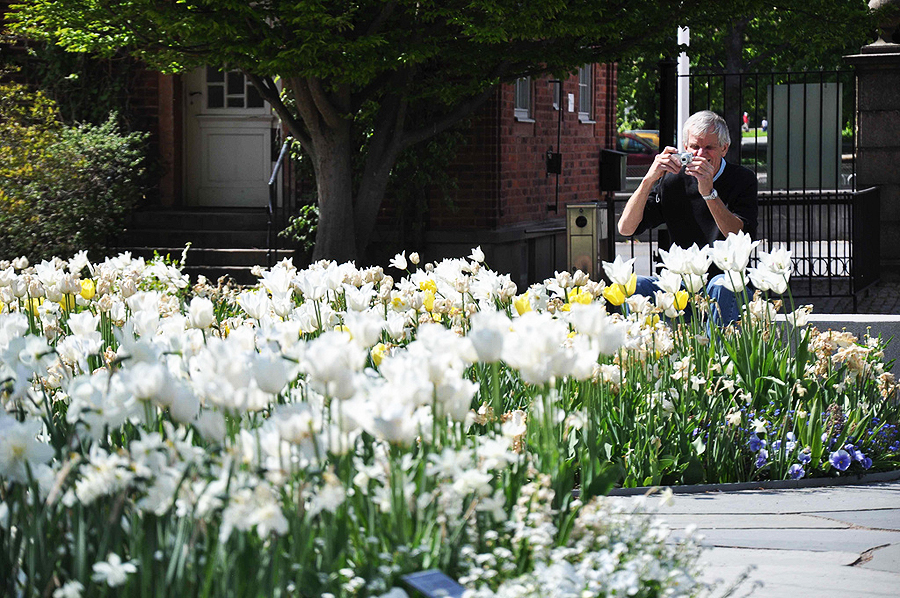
[676,27,690,149]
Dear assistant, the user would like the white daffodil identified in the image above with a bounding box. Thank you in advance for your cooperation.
[710,230,759,272]
[747,266,788,294]
[655,269,683,294]
[601,255,636,286]
[389,251,408,271]
[0,415,55,483]
[468,309,509,363]
[758,245,793,277]
[188,296,216,329]
[91,553,137,588]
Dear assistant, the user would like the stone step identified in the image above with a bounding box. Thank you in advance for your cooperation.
[123,228,273,249]
[128,207,273,231]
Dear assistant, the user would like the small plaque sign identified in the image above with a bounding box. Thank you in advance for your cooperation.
[400,569,466,598]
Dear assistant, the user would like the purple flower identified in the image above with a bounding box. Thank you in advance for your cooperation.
[749,434,765,452]
[789,463,806,479]
[798,449,812,465]
[755,449,769,468]
[772,440,782,451]
[862,456,873,469]
[853,449,865,462]
[785,432,797,453]
[830,449,851,471]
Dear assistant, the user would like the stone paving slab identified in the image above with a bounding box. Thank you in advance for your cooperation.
[863,543,900,574]
[812,509,900,531]
[612,482,900,596]
[700,547,899,598]
[672,527,899,553]
[614,483,900,515]
[656,513,850,530]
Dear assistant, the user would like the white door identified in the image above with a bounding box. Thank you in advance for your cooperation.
[184,67,276,207]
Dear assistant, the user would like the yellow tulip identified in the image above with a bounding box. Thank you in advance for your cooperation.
[25,296,44,314]
[419,279,437,293]
[560,303,571,312]
[423,289,435,312]
[58,294,76,312]
[674,290,689,311]
[625,273,637,297]
[569,288,592,305]
[646,314,661,327]
[602,284,626,306]
[513,293,532,315]
[371,343,387,366]
[80,279,96,300]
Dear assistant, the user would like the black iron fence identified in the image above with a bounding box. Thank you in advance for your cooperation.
[267,133,306,266]
[610,68,879,308]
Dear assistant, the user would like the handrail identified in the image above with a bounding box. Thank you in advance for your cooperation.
[267,138,292,267]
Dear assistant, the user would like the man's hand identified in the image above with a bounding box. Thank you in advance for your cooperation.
[645,147,686,183]
[684,154,715,197]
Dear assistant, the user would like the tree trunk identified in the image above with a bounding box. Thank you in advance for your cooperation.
[310,124,358,263]
[723,19,749,165]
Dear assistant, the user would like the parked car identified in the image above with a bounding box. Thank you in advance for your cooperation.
[616,132,657,166]
[622,129,660,149]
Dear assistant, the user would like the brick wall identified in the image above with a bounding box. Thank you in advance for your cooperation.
[429,64,617,232]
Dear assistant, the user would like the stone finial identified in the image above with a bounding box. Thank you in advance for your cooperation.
[869,0,900,47]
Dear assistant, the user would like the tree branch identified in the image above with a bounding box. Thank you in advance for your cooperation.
[307,77,345,130]
[243,72,312,152]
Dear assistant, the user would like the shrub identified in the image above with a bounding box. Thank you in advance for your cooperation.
[0,81,147,262]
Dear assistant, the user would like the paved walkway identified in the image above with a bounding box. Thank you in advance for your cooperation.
[802,279,900,314]
[611,481,900,597]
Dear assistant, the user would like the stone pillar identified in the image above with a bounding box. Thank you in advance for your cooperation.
[845,0,900,278]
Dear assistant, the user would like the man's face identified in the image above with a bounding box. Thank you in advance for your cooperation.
[685,129,729,173]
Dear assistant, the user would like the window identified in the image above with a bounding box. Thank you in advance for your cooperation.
[578,64,593,122]
[206,66,265,110]
[514,77,532,121]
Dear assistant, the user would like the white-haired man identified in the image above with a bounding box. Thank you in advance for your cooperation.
[617,110,758,324]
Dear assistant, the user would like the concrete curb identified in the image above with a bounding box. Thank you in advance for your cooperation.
[607,468,900,496]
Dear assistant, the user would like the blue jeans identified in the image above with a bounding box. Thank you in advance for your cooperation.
[634,274,752,326]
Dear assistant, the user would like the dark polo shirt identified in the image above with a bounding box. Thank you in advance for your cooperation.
[634,161,759,249]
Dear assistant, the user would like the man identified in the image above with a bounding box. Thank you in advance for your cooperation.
[617,110,758,324]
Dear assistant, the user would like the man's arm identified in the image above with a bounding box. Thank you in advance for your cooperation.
[618,148,682,237]
[704,193,745,237]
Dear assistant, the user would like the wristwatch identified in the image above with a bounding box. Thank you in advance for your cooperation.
[702,189,719,202]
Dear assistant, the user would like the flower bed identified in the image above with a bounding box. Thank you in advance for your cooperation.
[0,236,897,596]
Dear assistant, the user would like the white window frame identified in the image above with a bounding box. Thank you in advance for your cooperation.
[551,80,561,111]
[514,77,533,121]
[578,64,594,123]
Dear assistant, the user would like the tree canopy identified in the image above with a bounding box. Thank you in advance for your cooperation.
[10,0,774,261]
[618,0,877,134]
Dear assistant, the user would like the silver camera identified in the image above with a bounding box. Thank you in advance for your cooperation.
[676,151,694,166]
